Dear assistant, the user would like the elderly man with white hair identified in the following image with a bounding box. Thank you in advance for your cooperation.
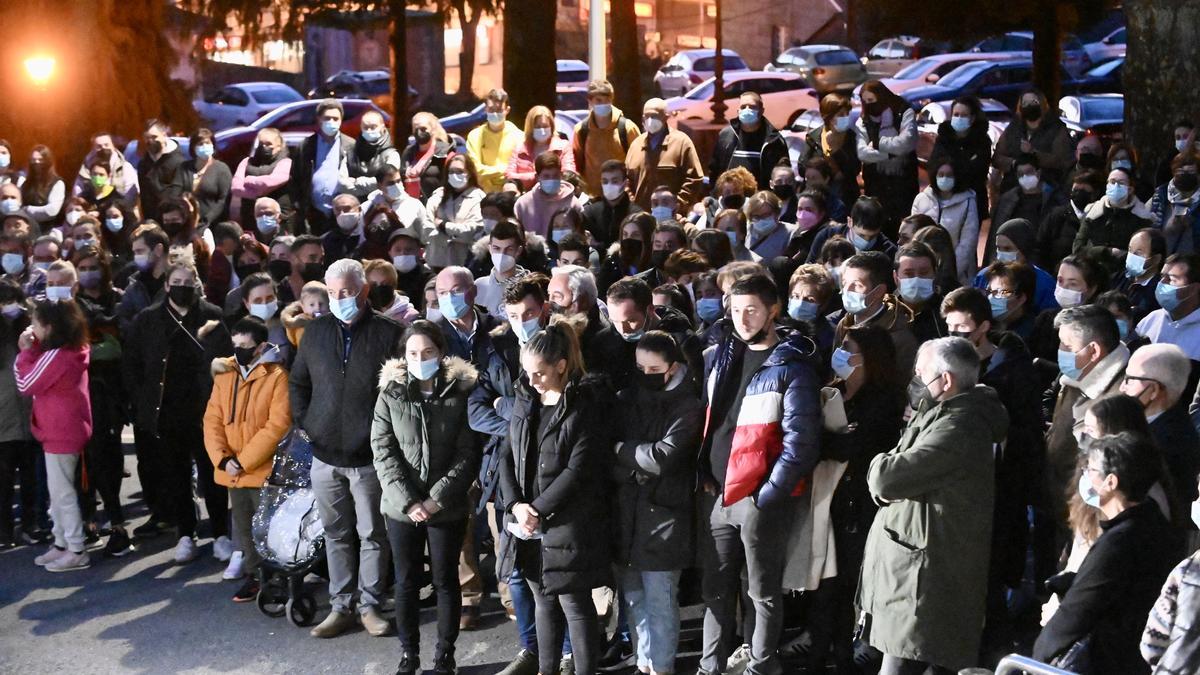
[1121,343,1200,511]
[288,258,404,639]
[858,337,1009,675]
[252,196,283,244]
[623,97,706,212]
[323,193,364,262]
[548,263,611,364]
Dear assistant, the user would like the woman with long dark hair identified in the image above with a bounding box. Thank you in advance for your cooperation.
[855,80,918,239]
[189,128,232,229]
[929,95,993,217]
[22,144,66,229]
[598,212,654,297]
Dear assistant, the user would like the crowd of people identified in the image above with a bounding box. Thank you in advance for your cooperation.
[3,74,1200,675]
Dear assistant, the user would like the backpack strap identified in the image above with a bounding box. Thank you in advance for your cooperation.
[578,114,632,174]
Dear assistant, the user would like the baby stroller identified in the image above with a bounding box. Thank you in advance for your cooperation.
[252,428,326,627]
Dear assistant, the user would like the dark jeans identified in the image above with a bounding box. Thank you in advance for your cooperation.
[78,422,125,526]
[0,440,38,536]
[386,516,467,658]
[510,566,574,656]
[525,575,599,675]
[804,575,857,673]
[157,421,228,539]
[879,654,955,675]
[133,426,162,520]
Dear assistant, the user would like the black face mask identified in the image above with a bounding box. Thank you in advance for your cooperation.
[414,130,432,145]
[168,285,196,308]
[720,195,745,211]
[254,146,275,163]
[636,369,670,392]
[299,261,325,283]
[948,330,973,341]
[771,184,795,203]
[162,220,185,238]
[650,249,670,269]
[620,238,643,261]
[906,375,937,411]
[234,346,258,367]
[236,264,262,280]
[267,259,291,282]
[865,101,886,117]
[1176,173,1199,193]
[1021,104,1042,122]
[1070,189,1094,210]
[368,284,394,311]
[737,325,770,346]
[1077,153,1103,171]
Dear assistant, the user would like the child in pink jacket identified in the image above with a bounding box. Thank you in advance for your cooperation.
[15,299,92,572]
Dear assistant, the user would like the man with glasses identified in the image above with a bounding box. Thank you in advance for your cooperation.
[624,98,705,212]
[1120,343,1200,516]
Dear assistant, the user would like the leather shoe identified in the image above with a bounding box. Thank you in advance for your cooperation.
[459,605,480,631]
[360,605,393,637]
[309,610,354,638]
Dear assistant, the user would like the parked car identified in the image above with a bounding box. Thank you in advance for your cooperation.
[194,82,305,132]
[439,103,486,138]
[781,108,861,168]
[1059,94,1124,148]
[557,59,591,85]
[556,85,590,112]
[654,49,751,97]
[765,44,868,94]
[208,99,389,165]
[863,36,952,78]
[1074,56,1124,95]
[969,31,1092,77]
[901,59,1078,110]
[1084,26,1126,63]
[666,71,819,131]
[914,98,1012,163]
[307,70,419,118]
[852,51,1029,103]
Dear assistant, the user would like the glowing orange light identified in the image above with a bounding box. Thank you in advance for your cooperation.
[24,56,55,86]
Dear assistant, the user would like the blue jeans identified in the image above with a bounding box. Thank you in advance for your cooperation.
[509,567,573,655]
[620,568,682,673]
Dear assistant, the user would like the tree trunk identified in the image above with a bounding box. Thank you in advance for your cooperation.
[389,0,411,140]
[1031,5,1062,103]
[610,0,641,114]
[503,0,556,121]
[454,0,480,96]
[1125,0,1200,188]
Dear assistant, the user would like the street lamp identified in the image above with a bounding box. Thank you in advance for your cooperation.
[24,55,55,87]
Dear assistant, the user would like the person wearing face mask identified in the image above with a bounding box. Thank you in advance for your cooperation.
[783,190,833,263]
[609,331,702,675]
[570,79,641,194]
[973,218,1062,314]
[401,112,457,202]
[159,196,213,279]
[910,158,980,283]
[580,160,643,251]
[893,242,946,345]
[1074,167,1154,273]
[430,265,497,363]
[370,319,479,675]
[188,128,232,229]
[798,93,861,212]
[238,272,293,361]
[21,145,67,228]
[988,154,1066,259]
[469,220,528,317]
[289,258,404,639]
[1135,253,1200,361]
[1034,432,1182,675]
[323,193,365,262]
[342,110,401,199]
[73,132,139,210]
[708,91,789,193]
[993,89,1073,193]
[783,264,837,361]
[741,190,794,263]
[423,154,485,269]
[0,183,25,222]
[1153,118,1198,187]
[466,88,524,193]
[0,140,18,187]
[1036,169,1102,270]
[859,337,1008,675]
[1105,142,1155,202]
[638,221,688,290]
[805,326,904,675]
[855,80,918,239]
[0,277,40,549]
[1028,255,1108,362]
[123,260,234,563]
[1151,151,1200,255]
[514,152,581,239]
[505,105,577,190]
[386,229,435,312]
[929,95,993,218]
[0,231,39,298]
[367,165,433,249]
[77,161,123,217]
[137,120,193,223]
[806,195,897,263]
[833,251,917,385]
[231,127,293,228]
[289,99,356,236]
[624,97,704,212]
[116,225,170,335]
[203,316,290,600]
[363,259,419,325]
[698,166,757,230]
[1112,228,1165,324]
[593,276,694,391]
[202,220,245,306]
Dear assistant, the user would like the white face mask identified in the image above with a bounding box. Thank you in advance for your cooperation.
[643,117,664,134]
[65,211,83,226]
[492,251,516,274]
[482,218,498,234]
[336,212,361,233]
[393,255,418,273]
[1018,174,1040,192]
[45,286,74,303]
[385,183,404,201]
[448,173,468,190]
[1054,283,1084,308]
[601,183,624,201]
[249,301,278,321]
[532,127,552,143]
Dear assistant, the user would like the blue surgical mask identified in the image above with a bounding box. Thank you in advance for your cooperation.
[834,115,852,133]
[330,296,360,324]
[256,215,279,234]
[1077,472,1101,508]
[437,291,470,320]
[737,108,760,126]
[849,230,875,251]
[1058,348,1083,380]
[194,143,214,160]
[1115,318,1130,341]
[361,128,382,143]
[989,295,1010,320]
[842,289,869,315]
[831,347,856,379]
[725,230,739,248]
[539,179,561,195]
[696,297,723,323]
[898,276,935,304]
[651,206,674,221]
[621,327,645,343]
[1125,252,1147,278]
[105,216,124,233]
[1105,182,1129,204]
[788,298,819,322]
[1,253,24,275]
[320,120,341,137]
[751,217,776,235]
[409,356,440,381]
[593,103,612,117]
[486,111,505,126]
[1156,281,1194,312]
[935,176,955,193]
[995,250,1019,263]
[551,228,569,243]
[511,316,542,344]
[950,116,971,133]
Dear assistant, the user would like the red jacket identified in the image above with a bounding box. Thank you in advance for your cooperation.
[14,343,92,454]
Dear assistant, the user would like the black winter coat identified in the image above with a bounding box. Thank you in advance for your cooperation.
[708,118,789,190]
[1036,204,1084,271]
[582,194,642,251]
[929,120,992,216]
[498,375,615,594]
[590,305,695,391]
[613,369,704,570]
[138,146,193,222]
[288,308,403,467]
[1149,405,1200,512]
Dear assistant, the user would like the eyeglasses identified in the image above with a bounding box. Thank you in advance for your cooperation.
[987,288,1016,298]
[1122,374,1161,387]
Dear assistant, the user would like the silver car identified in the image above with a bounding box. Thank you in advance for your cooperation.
[654,49,750,98]
[765,45,868,94]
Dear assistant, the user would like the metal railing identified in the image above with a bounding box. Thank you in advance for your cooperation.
[990,654,1076,675]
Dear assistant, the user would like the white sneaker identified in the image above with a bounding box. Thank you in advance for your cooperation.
[46,550,90,572]
[725,644,751,675]
[34,546,67,566]
[173,536,198,564]
[212,535,234,562]
[222,551,245,579]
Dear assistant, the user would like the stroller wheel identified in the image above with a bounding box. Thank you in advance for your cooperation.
[286,594,317,627]
[256,583,287,618]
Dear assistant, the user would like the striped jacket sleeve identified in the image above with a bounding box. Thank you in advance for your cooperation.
[1141,556,1189,668]
[14,346,63,396]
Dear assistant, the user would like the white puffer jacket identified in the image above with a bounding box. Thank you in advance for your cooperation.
[911,186,980,283]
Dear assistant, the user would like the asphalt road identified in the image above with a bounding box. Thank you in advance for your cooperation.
[0,443,709,674]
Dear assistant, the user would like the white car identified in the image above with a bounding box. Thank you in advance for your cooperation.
[665,71,819,131]
[654,49,751,98]
[1085,27,1126,63]
[557,59,591,86]
[193,82,305,131]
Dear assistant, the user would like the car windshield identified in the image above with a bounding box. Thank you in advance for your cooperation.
[684,80,715,101]
[894,57,939,80]
[250,88,301,104]
[1082,98,1124,121]
[557,90,589,110]
[693,55,749,71]
[938,61,990,88]
[815,50,859,66]
[557,68,589,84]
